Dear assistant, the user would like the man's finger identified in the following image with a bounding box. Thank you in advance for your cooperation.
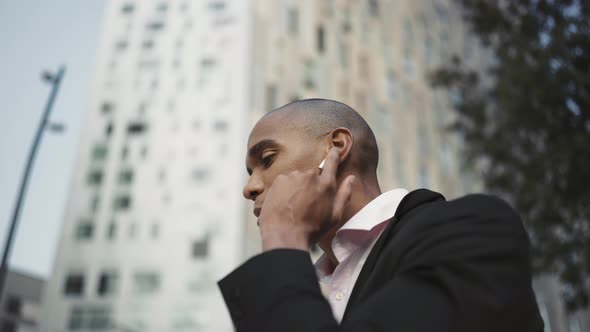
[320,147,340,182]
[332,175,355,221]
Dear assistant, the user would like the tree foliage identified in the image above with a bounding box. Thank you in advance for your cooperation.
[431,0,590,311]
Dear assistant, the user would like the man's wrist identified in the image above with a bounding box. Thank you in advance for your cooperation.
[260,224,310,252]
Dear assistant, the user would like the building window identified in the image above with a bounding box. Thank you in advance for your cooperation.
[338,40,348,68]
[368,0,379,17]
[359,55,370,81]
[105,122,114,137]
[133,272,160,294]
[64,274,85,296]
[394,150,406,187]
[127,122,147,135]
[97,271,119,296]
[208,1,226,11]
[439,141,452,174]
[419,166,430,188]
[435,4,449,26]
[424,35,434,65]
[201,57,216,68]
[146,20,165,31]
[121,145,129,161]
[101,102,114,114]
[75,222,94,240]
[287,7,298,36]
[317,25,325,53]
[304,60,316,89]
[403,19,414,50]
[113,195,132,211]
[106,222,116,240]
[142,40,154,50]
[214,120,228,132]
[118,169,133,185]
[386,69,397,101]
[151,224,159,238]
[403,49,415,77]
[432,93,447,127]
[158,169,167,183]
[192,237,209,258]
[156,2,168,12]
[418,124,430,156]
[192,168,210,182]
[87,170,103,186]
[90,195,100,213]
[92,144,108,161]
[115,40,127,51]
[68,306,111,331]
[266,84,278,111]
[121,3,134,14]
[5,296,21,316]
[376,105,393,133]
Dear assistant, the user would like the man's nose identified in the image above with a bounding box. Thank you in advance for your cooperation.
[243,176,263,201]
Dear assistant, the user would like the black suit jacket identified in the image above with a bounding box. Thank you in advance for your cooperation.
[218,189,544,332]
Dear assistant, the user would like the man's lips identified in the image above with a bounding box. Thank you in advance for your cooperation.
[253,207,262,218]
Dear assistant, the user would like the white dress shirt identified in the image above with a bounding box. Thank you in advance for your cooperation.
[315,188,409,323]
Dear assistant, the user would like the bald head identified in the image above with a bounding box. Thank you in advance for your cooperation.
[266,98,379,175]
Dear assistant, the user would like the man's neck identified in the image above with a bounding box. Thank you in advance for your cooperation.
[317,177,381,274]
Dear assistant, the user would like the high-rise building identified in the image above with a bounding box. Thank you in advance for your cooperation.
[40,1,252,331]
[1,270,45,332]
[40,0,490,331]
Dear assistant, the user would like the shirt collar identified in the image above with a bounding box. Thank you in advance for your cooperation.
[316,188,409,272]
[337,188,409,234]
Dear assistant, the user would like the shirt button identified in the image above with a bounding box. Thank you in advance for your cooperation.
[335,291,345,301]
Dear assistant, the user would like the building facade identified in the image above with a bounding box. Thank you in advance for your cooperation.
[1,270,45,332]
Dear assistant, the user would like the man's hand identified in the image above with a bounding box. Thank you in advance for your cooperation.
[258,147,356,251]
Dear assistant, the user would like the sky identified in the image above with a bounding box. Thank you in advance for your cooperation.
[0,0,105,278]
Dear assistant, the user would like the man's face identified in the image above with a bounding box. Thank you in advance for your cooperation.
[243,113,325,218]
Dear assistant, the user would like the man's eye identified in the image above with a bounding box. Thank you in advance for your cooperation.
[262,155,274,168]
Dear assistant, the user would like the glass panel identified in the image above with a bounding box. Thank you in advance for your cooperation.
[192,237,209,258]
[114,195,132,211]
[64,274,84,295]
[92,144,108,161]
[134,272,160,294]
[5,296,21,315]
[118,169,134,185]
[97,271,119,296]
[76,222,94,240]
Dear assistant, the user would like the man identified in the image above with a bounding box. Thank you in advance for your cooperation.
[218,99,544,332]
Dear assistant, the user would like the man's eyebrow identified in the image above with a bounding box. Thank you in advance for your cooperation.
[248,139,280,158]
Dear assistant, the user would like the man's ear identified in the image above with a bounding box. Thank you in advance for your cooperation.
[330,128,353,162]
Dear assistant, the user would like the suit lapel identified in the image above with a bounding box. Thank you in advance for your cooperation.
[341,189,446,322]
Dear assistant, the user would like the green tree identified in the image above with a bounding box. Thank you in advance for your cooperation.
[431,0,590,311]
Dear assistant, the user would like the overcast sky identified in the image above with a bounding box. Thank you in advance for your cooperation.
[0,0,105,278]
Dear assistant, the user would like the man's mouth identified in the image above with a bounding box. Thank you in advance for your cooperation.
[253,207,262,218]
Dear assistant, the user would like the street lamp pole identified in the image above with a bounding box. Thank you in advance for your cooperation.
[0,65,66,299]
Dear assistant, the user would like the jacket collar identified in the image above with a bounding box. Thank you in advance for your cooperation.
[341,188,446,322]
